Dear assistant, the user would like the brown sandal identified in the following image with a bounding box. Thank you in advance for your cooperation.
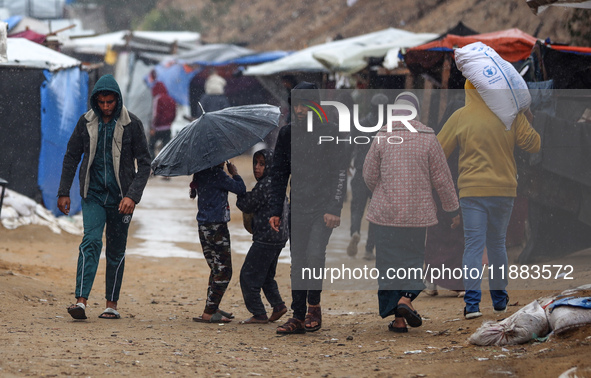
[305,305,321,332]
[276,318,305,334]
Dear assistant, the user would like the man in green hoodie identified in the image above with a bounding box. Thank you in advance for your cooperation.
[57,74,151,320]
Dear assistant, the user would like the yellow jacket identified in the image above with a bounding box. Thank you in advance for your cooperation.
[437,80,541,198]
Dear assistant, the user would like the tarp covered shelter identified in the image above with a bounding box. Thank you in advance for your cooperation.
[516,41,591,262]
[0,38,88,216]
[244,28,438,76]
[153,43,256,106]
[405,28,538,68]
[61,30,201,136]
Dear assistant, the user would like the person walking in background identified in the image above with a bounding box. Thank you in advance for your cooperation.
[195,71,231,117]
[236,149,288,324]
[347,93,389,260]
[437,80,540,319]
[269,82,348,334]
[149,80,176,160]
[190,161,246,323]
[58,74,151,320]
[363,92,460,333]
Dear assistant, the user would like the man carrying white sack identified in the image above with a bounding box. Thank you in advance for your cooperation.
[437,79,540,319]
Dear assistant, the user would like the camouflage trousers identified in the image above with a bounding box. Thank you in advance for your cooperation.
[198,222,232,314]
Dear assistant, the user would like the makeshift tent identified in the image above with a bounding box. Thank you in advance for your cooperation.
[0,38,88,216]
[516,41,591,262]
[405,28,538,68]
[61,30,201,136]
[153,44,255,106]
[244,28,437,76]
[61,30,200,56]
[312,28,438,74]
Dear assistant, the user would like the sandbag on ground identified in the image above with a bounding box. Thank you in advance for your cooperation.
[469,300,550,346]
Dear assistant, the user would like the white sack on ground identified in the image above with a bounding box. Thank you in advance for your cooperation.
[1,189,83,234]
[468,300,550,346]
[455,41,531,130]
[543,285,591,334]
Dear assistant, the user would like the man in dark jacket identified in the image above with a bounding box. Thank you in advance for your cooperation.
[237,149,289,324]
[57,74,151,320]
[269,82,348,334]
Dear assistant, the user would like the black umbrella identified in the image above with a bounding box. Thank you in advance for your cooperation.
[151,104,281,177]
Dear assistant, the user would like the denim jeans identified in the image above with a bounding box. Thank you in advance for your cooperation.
[461,197,514,312]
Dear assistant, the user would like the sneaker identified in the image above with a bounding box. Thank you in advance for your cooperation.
[347,232,360,257]
[464,307,482,319]
[493,296,509,314]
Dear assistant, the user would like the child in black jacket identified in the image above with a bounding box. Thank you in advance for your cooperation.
[236,149,288,324]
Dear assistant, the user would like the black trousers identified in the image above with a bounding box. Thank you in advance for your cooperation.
[290,211,334,320]
[240,242,285,316]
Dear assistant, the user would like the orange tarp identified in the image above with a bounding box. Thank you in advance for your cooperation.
[407,28,538,62]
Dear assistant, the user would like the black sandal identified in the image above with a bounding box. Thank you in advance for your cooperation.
[388,318,408,333]
[305,305,322,332]
[396,303,422,328]
[276,318,306,334]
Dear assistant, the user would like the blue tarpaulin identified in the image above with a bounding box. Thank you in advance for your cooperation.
[152,50,290,106]
[39,68,88,216]
[3,16,23,33]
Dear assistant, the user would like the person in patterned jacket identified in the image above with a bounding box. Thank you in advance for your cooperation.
[363,92,460,333]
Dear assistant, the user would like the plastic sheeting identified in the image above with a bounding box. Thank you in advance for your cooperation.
[152,45,285,106]
[244,28,437,76]
[152,62,197,106]
[39,67,88,216]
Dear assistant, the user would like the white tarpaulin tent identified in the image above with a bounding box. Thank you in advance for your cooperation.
[62,30,201,55]
[2,37,80,69]
[244,28,437,76]
[313,28,438,74]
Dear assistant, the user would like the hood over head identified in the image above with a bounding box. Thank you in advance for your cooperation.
[91,74,123,119]
[253,148,273,180]
[289,81,319,106]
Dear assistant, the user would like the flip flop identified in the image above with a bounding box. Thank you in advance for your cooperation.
[67,303,87,320]
[217,309,235,319]
[396,303,422,328]
[98,307,120,319]
[193,312,232,323]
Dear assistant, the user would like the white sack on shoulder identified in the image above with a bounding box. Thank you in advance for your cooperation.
[455,42,531,130]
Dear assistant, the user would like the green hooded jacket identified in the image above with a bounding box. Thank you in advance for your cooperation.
[88,74,123,205]
[58,74,151,205]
